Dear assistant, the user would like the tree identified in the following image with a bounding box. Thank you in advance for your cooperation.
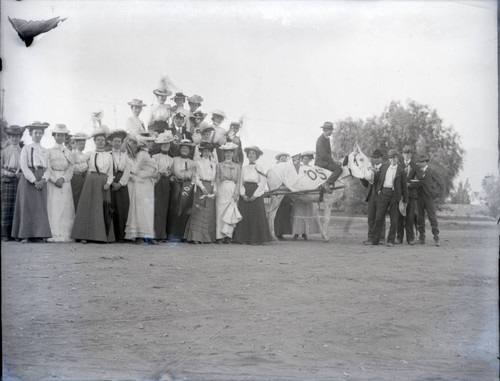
[481,175,500,218]
[449,179,471,204]
[331,99,465,201]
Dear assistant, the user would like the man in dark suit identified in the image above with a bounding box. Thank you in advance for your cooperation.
[362,149,386,244]
[396,145,421,245]
[416,153,445,246]
[315,121,343,193]
[369,149,408,247]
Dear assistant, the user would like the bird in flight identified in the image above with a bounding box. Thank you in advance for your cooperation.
[8,16,67,47]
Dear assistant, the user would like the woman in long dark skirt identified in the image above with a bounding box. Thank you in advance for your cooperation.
[71,128,115,243]
[71,133,90,211]
[152,131,175,242]
[233,146,272,245]
[108,130,131,242]
[11,122,52,243]
[184,142,217,243]
[166,140,196,241]
[1,125,25,241]
[272,153,293,240]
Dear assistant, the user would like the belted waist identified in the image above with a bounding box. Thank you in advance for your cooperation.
[89,172,108,176]
[29,166,45,171]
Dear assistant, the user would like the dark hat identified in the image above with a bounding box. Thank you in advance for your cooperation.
[402,145,412,153]
[199,141,215,152]
[178,139,195,149]
[107,129,128,142]
[371,149,383,158]
[26,121,49,130]
[417,153,430,162]
[230,122,241,128]
[193,111,207,119]
[174,112,186,119]
[387,149,399,158]
[244,145,263,157]
[320,121,334,130]
[4,125,26,136]
[173,92,187,99]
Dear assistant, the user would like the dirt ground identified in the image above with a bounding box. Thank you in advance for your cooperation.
[2,216,499,381]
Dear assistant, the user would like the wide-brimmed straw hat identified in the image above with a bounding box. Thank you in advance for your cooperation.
[275,152,289,161]
[139,131,158,141]
[244,146,263,157]
[220,142,239,151]
[187,95,203,104]
[4,125,26,136]
[26,121,49,131]
[155,131,178,144]
[173,92,187,100]
[211,109,226,119]
[107,129,128,142]
[153,88,172,97]
[127,99,147,108]
[73,132,90,141]
[51,124,71,135]
[91,126,110,138]
[301,151,315,159]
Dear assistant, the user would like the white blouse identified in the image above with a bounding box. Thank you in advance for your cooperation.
[20,142,50,183]
[147,103,171,126]
[195,158,216,188]
[172,156,196,181]
[240,163,267,198]
[48,144,74,183]
[87,151,114,185]
[72,150,89,174]
[111,150,131,186]
[125,116,145,137]
[1,144,22,174]
[152,153,174,176]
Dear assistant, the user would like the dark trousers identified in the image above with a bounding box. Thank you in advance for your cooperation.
[372,188,399,244]
[417,194,439,241]
[320,162,343,185]
[367,194,385,242]
[397,197,417,243]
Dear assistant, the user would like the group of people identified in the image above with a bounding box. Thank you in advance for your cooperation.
[359,144,445,247]
[0,81,278,245]
[1,87,444,247]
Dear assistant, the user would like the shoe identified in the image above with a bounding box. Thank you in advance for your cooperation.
[364,241,378,246]
[293,234,299,240]
[322,183,334,194]
[277,235,285,241]
[1,237,9,242]
[386,243,394,247]
[21,238,29,244]
[223,237,231,244]
[396,239,403,244]
[434,237,440,247]
[302,234,308,241]
[216,239,223,244]
[408,240,415,246]
[419,237,425,244]
[80,239,87,244]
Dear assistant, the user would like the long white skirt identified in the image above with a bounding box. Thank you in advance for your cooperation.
[216,180,236,239]
[125,179,155,240]
[47,178,75,242]
[291,200,321,235]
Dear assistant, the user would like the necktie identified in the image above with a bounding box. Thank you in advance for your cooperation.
[95,152,100,173]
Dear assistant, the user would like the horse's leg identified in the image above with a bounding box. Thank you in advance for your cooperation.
[320,194,333,242]
[266,194,283,240]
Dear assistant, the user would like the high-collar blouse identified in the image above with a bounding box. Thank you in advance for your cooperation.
[172,156,196,181]
[88,151,114,185]
[240,162,266,198]
[48,144,74,183]
[20,142,50,183]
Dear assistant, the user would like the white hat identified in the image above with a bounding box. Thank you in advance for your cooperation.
[155,131,178,144]
[211,109,226,119]
[220,142,239,151]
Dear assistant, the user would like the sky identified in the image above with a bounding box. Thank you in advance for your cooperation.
[1,0,498,191]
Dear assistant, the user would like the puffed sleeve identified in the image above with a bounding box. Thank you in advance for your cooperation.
[253,164,267,198]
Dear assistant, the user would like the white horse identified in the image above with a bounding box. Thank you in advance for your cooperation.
[266,151,373,241]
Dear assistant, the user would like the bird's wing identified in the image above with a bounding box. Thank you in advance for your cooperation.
[8,16,66,39]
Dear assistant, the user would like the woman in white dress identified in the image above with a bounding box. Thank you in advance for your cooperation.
[125,132,159,244]
[47,124,75,242]
[125,99,147,137]
[214,142,241,243]
[292,151,321,240]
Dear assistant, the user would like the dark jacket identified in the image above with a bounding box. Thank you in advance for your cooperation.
[417,166,445,199]
[375,163,409,203]
[401,159,421,199]
[361,164,384,202]
[315,134,334,168]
